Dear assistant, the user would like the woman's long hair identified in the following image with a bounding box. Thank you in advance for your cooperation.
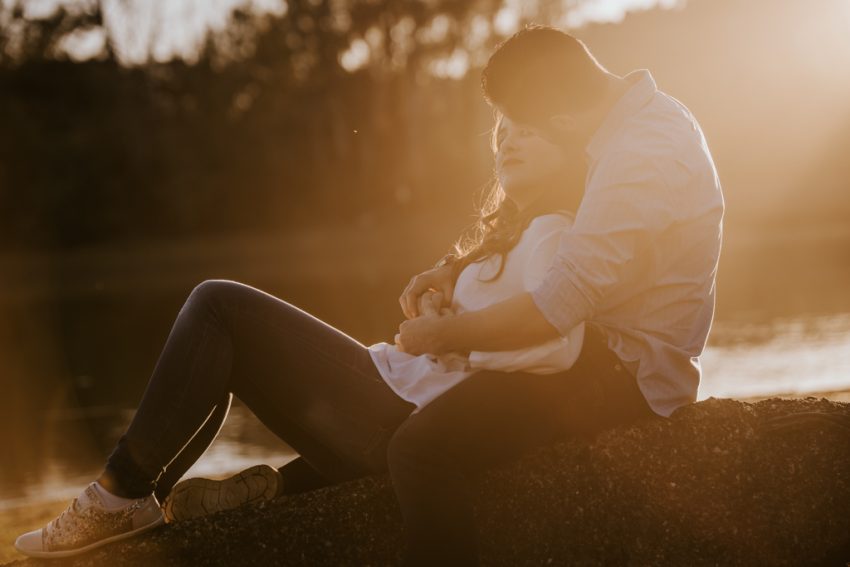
[444,179,531,284]
[440,112,580,284]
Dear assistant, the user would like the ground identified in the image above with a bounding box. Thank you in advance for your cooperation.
[3,396,850,566]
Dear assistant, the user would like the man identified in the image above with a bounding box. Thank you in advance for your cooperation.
[393,23,724,565]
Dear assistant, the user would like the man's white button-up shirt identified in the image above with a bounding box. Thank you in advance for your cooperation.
[530,69,725,418]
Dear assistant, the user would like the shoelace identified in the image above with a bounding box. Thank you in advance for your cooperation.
[50,497,80,533]
[51,498,77,531]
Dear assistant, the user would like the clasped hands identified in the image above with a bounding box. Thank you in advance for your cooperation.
[394,289,455,356]
[395,264,464,357]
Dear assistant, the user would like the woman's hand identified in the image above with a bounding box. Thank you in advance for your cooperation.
[395,290,454,355]
[399,264,455,320]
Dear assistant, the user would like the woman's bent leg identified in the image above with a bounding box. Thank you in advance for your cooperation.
[105,279,415,498]
[386,326,658,566]
[386,369,566,567]
[151,393,232,503]
[275,456,334,495]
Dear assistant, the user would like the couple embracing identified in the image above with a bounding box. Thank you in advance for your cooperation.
[15,24,724,567]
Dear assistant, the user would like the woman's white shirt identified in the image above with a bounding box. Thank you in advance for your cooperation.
[367,211,585,413]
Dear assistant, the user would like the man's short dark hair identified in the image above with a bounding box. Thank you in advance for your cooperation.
[481,24,609,125]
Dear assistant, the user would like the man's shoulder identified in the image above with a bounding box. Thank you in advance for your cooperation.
[623,93,702,150]
[597,96,714,182]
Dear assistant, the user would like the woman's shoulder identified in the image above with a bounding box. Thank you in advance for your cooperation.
[523,210,575,255]
[535,208,575,220]
[528,209,575,231]
[551,209,575,222]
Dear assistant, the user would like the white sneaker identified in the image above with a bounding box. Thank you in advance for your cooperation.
[14,482,164,559]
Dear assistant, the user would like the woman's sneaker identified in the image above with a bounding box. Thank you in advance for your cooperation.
[14,483,164,558]
[162,463,282,523]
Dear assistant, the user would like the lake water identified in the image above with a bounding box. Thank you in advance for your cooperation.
[2,221,849,511]
[700,312,850,400]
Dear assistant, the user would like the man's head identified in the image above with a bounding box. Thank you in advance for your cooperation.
[481,24,613,146]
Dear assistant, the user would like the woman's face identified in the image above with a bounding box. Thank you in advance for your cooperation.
[493,114,582,210]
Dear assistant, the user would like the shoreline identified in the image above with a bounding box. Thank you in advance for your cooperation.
[729,387,850,404]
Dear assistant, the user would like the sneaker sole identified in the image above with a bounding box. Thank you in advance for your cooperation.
[163,463,280,523]
[15,515,165,559]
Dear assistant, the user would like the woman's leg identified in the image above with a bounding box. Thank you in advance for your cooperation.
[16,278,417,558]
[104,278,415,499]
[386,325,659,566]
[150,392,232,503]
[151,395,331,502]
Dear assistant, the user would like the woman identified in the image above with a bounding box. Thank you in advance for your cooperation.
[14,110,656,564]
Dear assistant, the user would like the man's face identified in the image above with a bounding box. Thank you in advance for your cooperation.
[494,94,599,150]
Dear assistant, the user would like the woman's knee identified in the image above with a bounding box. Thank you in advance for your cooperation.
[189,278,241,301]
[186,279,250,312]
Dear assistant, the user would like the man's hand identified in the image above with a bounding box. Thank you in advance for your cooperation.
[399,264,455,320]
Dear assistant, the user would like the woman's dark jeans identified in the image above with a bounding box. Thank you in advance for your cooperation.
[105,279,660,566]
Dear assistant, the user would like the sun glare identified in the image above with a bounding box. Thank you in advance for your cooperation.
[562,0,684,27]
[339,37,370,72]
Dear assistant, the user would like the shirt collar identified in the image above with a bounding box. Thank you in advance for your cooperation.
[585,69,658,161]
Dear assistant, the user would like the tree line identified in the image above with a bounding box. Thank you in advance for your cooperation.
[0,0,543,249]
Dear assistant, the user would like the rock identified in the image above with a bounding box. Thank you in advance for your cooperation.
[5,397,849,566]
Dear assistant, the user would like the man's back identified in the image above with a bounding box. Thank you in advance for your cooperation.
[530,69,725,418]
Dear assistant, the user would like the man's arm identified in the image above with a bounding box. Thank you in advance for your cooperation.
[436,291,561,353]
[529,154,674,336]
[396,290,560,356]
[397,155,674,356]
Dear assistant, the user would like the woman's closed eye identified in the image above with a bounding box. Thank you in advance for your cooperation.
[494,119,536,153]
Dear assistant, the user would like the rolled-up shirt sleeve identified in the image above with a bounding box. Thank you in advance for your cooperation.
[530,153,675,337]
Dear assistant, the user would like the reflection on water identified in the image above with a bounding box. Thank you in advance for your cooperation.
[0,404,296,511]
[699,312,850,400]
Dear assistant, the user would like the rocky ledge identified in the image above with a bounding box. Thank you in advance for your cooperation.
[5,396,850,566]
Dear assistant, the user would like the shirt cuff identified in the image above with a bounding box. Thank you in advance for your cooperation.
[529,271,592,338]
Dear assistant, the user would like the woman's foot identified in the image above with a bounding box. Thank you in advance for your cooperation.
[14,483,164,558]
[162,463,282,523]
